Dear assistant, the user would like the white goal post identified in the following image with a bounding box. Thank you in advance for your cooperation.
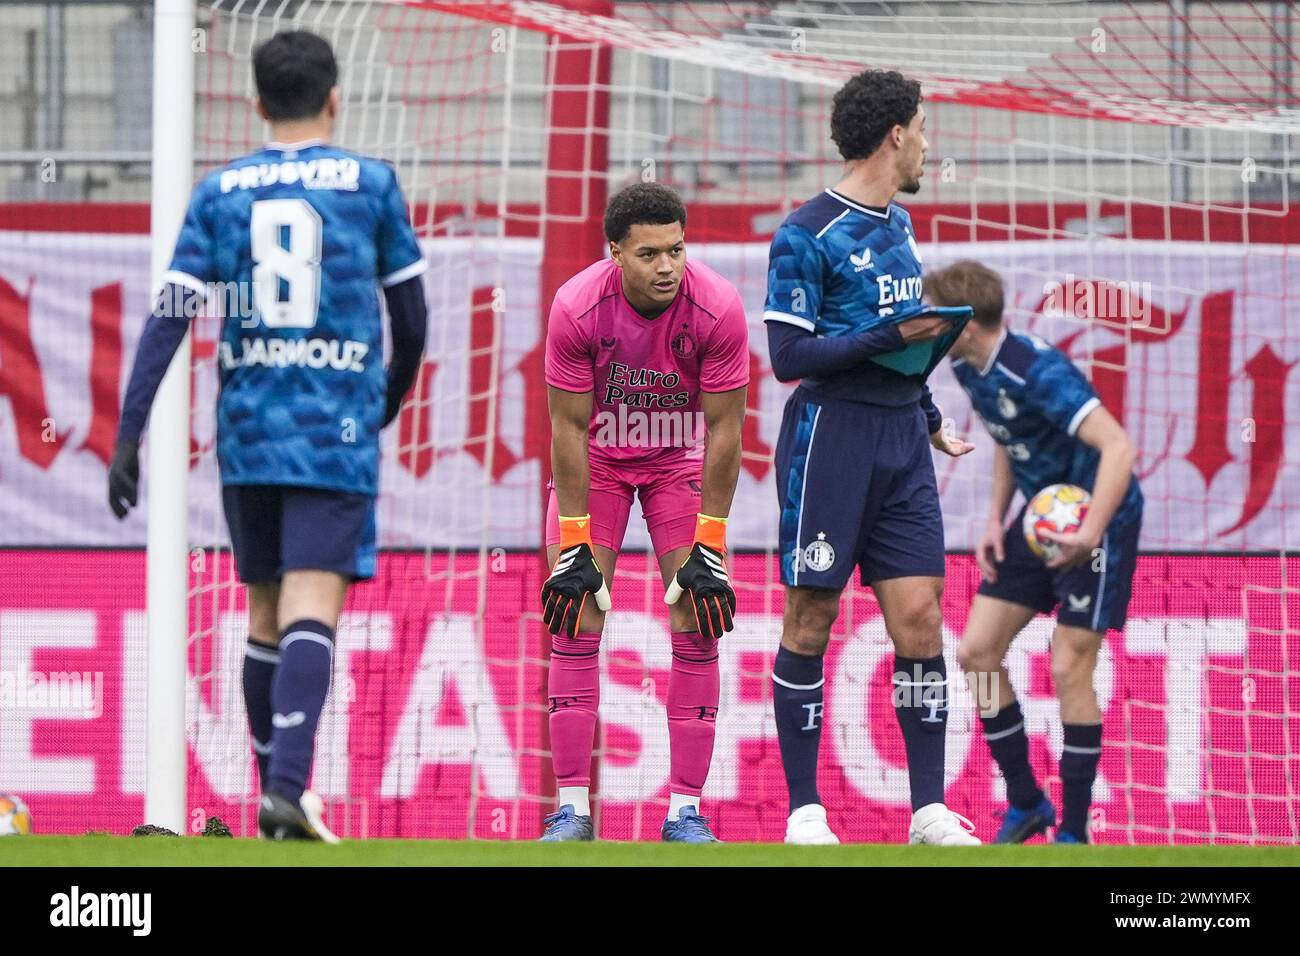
[145,0,196,835]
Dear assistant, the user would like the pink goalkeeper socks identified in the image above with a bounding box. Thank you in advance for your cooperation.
[667,630,720,797]
[548,629,719,796]
[547,631,602,788]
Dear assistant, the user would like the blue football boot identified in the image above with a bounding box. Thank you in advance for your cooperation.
[539,804,594,842]
[993,797,1057,844]
[661,806,720,844]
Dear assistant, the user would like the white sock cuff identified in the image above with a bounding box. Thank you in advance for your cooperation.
[557,786,591,817]
[667,792,700,821]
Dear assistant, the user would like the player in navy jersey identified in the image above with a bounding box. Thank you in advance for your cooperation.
[765,69,980,846]
[927,260,1143,844]
[107,32,428,841]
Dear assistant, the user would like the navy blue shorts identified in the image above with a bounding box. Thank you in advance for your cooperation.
[221,484,377,584]
[774,388,945,589]
[979,503,1141,632]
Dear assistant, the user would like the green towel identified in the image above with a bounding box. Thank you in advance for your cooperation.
[869,305,974,379]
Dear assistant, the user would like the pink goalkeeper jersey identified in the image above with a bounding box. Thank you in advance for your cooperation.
[545,257,751,466]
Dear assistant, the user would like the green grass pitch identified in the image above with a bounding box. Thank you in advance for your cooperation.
[4,836,1297,867]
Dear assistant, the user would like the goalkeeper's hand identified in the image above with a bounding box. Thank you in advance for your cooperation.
[541,514,612,638]
[108,440,140,520]
[664,513,736,641]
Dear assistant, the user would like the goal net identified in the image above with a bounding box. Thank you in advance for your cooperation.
[189,0,1300,844]
[1,0,1293,845]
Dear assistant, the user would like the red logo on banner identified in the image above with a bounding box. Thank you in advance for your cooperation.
[1034,279,1293,537]
[82,284,124,466]
[397,285,539,480]
[0,276,69,469]
[742,348,773,481]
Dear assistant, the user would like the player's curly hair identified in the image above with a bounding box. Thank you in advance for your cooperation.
[253,31,339,122]
[604,182,688,243]
[830,69,922,161]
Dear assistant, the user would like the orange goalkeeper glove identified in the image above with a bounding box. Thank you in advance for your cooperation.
[541,514,612,638]
[664,513,736,641]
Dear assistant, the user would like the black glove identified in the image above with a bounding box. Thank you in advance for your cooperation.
[664,542,736,641]
[108,440,140,519]
[541,540,612,638]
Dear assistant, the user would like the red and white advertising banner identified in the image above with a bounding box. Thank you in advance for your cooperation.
[1,551,1295,843]
[1,231,1297,550]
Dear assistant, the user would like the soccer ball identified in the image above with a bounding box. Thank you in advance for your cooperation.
[1023,484,1091,562]
[0,794,32,836]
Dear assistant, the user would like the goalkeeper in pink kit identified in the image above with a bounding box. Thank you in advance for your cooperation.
[540,183,750,843]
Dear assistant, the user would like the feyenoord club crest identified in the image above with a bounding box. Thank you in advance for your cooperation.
[672,327,696,358]
[802,532,836,572]
[997,388,1018,419]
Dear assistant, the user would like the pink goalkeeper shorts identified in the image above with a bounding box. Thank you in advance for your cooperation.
[545,453,702,557]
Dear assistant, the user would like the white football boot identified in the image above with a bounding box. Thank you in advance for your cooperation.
[299,790,341,844]
[785,803,841,845]
[908,803,981,846]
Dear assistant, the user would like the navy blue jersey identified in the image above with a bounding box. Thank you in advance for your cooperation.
[952,331,1143,525]
[763,189,930,404]
[166,139,426,495]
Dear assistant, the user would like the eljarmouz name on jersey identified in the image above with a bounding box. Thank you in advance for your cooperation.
[217,154,369,374]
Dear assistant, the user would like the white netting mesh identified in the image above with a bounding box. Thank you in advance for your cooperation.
[171,0,1298,843]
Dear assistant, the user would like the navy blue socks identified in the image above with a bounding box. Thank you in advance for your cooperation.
[1060,722,1103,840]
[893,654,949,811]
[266,619,335,803]
[981,699,1045,810]
[772,646,826,813]
[242,638,280,788]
